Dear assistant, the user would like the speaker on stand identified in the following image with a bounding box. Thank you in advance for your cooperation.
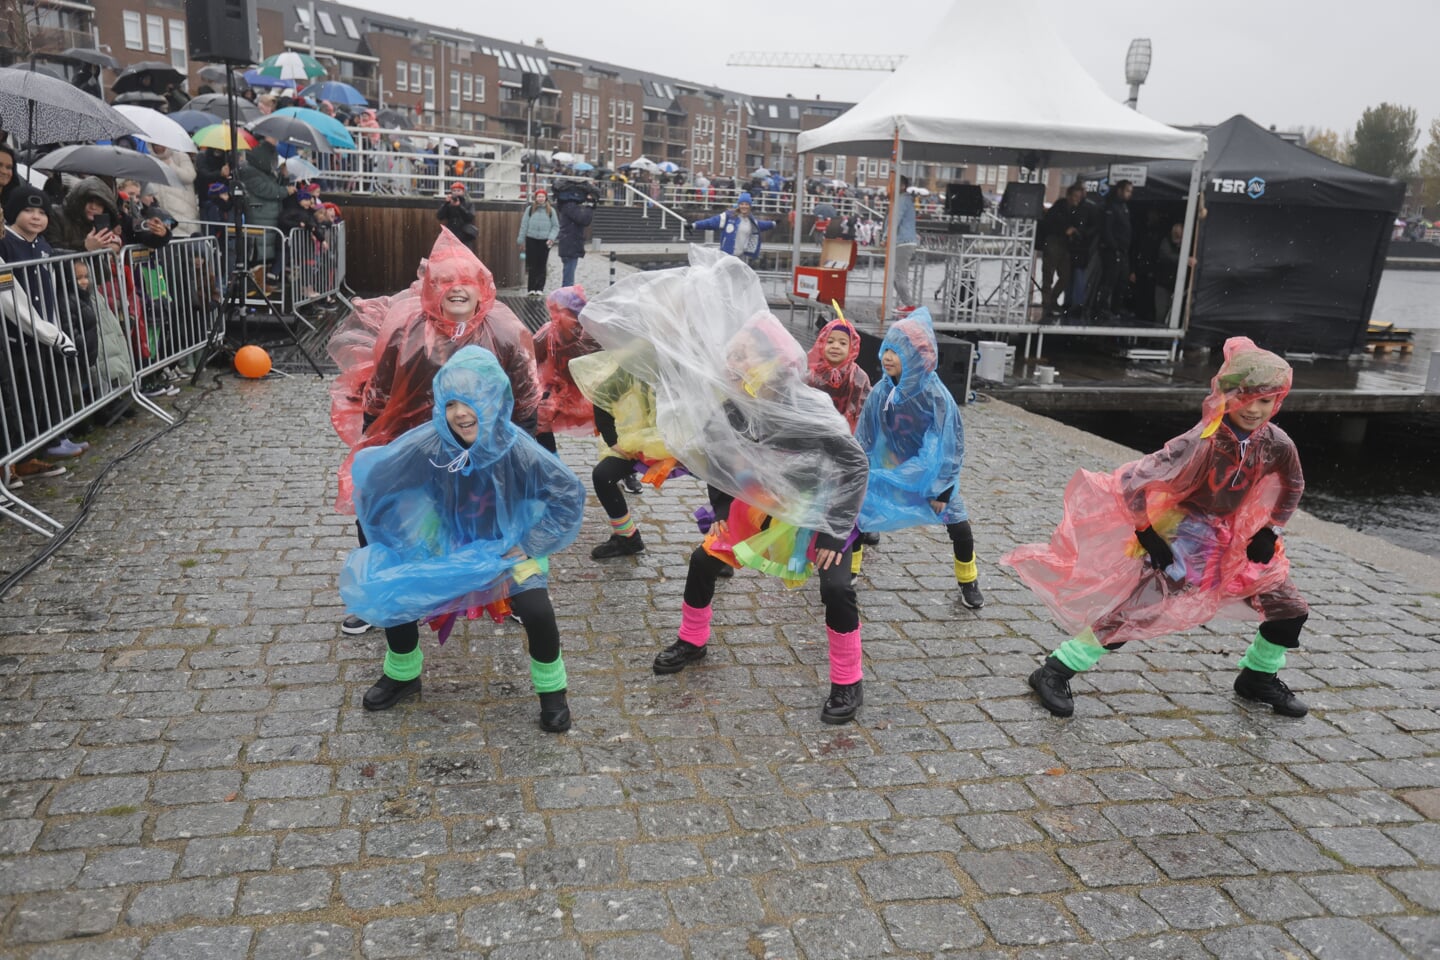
[186,0,256,64]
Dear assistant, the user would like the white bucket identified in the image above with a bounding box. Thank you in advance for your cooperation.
[975,341,1008,382]
[1035,365,1057,385]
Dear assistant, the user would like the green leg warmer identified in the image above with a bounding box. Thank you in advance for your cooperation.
[1237,632,1287,674]
[1052,628,1108,673]
[530,654,568,694]
[383,647,424,682]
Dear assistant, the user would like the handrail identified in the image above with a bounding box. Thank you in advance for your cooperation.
[618,180,688,242]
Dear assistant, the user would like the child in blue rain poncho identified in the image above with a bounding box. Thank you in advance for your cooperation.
[855,308,984,609]
[340,346,585,731]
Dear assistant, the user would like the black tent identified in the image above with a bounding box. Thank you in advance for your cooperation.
[1088,115,1405,356]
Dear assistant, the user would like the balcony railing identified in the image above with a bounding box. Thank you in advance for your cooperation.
[30,26,94,54]
[499,101,560,124]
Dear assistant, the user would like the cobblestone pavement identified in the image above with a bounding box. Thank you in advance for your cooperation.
[1,374,1438,960]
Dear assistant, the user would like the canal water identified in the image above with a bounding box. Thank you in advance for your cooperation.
[1051,269,1440,560]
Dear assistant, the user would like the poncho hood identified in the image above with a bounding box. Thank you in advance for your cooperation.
[1201,336,1293,436]
[879,308,939,401]
[419,228,497,337]
[430,345,516,469]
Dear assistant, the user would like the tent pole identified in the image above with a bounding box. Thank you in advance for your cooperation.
[1170,157,1204,341]
[879,127,901,323]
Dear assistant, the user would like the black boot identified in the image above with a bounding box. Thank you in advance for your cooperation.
[1234,668,1308,717]
[591,531,645,560]
[1028,656,1076,717]
[363,674,421,711]
[538,690,572,732]
[652,638,707,674]
[821,680,863,724]
[858,531,881,546]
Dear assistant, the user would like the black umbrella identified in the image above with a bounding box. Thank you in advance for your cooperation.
[59,48,121,71]
[199,65,249,91]
[32,144,181,188]
[374,108,411,130]
[188,93,259,122]
[113,61,186,95]
[114,91,168,108]
[248,114,332,153]
[0,66,142,145]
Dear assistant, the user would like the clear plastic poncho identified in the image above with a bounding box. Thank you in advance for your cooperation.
[339,346,584,629]
[1001,336,1308,645]
[328,228,539,512]
[855,308,967,531]
[806,316,872,432]
[578,246,867,539]
[535,286,601,436]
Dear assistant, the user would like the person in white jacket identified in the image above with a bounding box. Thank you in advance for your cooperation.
[2,248,77,485]
[144,146,199,238]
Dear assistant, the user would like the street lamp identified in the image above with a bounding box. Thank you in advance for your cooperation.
[1124,38,1151,111]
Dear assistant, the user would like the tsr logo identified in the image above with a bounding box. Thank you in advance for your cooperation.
[1211,176,1267,199]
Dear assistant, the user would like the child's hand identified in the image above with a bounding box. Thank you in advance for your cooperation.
[1135,526,1174,571]
[814,548,842,570]
[930,499,946,514]
[1246,528,1277,564]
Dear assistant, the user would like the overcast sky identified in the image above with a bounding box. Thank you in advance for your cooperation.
[361,0,1438,137]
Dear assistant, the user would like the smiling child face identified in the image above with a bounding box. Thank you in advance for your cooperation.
[445,400,478,445]
[822,329,851,366]
[427,264,482,323]
[1227,394,1277,432]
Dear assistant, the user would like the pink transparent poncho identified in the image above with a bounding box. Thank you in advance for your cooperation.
[534,286,600,436]
[806,316,872,432]
[328,228,539,513]
[1002,337,1308,645]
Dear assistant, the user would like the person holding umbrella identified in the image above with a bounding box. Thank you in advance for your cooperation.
[237,134,294,276]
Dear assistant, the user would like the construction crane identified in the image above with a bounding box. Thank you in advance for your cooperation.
[726,52,905,71]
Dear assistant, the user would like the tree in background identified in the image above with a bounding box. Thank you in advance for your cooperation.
[1418,119,1440,210]
[1303,128,1349,163]
[1350,103,1418,179]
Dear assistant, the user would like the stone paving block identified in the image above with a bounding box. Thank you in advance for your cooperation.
[867,817,968,855]
[1382,867,1440,910]
[358,914,461,959]
[1222,876,1325,922]
[363,821,448,859]
[1064,891,1167,941]
[243,764,331,799]
[704,830,793,876]
[789,910,893,959]
[8,888,127,943]
[1138,884,1242,930]
[1286,917,1408,960]
[140,925,253,960]
[125,877,238,926]
[1297,874,1404,917]
[882,902,986,952]
[858,854,964,901]
[1308,826,1417,867]
[434,854,525,900]
[669,877,766,927]
[525,844,621,886]
[958,850,1072,895]
[25,939,142,960]
[1033,806,1120,844]
[179,835,276,877]
[1137,835,1258,879]
[1334,790,1426,824]
[1376,917,1440,958]
[1224,829,1346,874]
[338,864,426,910]
[802,789,891,824]
[77,848,178,889]
[252,922,354,960]
[973,896,1077,946]
[460,893,565,946]
[0,817,41,854]
[46,776,149,815]
[37,813,146,851]
[624,841,708,881]
[0,851,85,894]
[956,812,1043,850]
[570,888,672,932]
[238,869,334,915]
[1101,802,1198,838]
[1057,840,1160,887]
[1201,924,1306,960]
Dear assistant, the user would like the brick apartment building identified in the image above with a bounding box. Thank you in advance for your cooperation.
[6,0,1012,195]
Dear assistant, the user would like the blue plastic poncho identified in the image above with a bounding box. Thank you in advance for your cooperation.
[856,308,967,532]
[579,246,867,539]
[340,346,585,628]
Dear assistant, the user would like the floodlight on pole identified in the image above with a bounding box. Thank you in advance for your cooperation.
[1124,38,1152,110]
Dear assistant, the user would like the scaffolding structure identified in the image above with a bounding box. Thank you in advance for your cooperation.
[926,219,1037,329]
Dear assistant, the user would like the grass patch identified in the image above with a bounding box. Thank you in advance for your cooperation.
[100,805,139,816]
[178,558,198,569]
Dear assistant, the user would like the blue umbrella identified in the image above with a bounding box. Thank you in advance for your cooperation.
[242,69,289,89]
[657,161,680,173]
[168,109,224,133]
[572,161,595,172]
[300,81,369,106]
[272,106,355,149]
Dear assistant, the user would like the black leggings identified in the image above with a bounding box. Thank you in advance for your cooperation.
[536,431,557,453]
[683,544,859,633]
[593,456,637,519]
[383,588,561,664]
[947,520,975,563]
[525,237,550,291]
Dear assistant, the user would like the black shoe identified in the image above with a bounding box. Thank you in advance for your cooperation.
[622,473,644,495]
[1234,668,1309,717]
[341,614,373,635]
[538,690,572,732]
[652,638,707,674]
[363,674,421,711]
[716,564,735,579]
[959,580,985,609]
[858,531,881,546]
[591,532,645,560]
[821,680,863,725]
[1028,656,1076,717]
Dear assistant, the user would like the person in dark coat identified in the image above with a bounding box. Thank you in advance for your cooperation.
[1089,180,1133,322]
[436,182,478,243]
[554,182,594,287]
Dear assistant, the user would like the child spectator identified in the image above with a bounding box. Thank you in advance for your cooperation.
[1005,337,1310,718]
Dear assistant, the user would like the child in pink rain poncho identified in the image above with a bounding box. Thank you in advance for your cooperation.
[805,315,871,432]
[329,228,540,635]
[1003,337,1309,718]
[532,285,600,453]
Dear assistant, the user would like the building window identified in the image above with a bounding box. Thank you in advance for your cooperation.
[341,16,360,40]
[463,75,473,101]
[836,156,846,177]
[410,64,421,92]
[396,60,408,91]
[295,6,311,27]
[423,66,435,110]
[996,164,1007,183]
[146,14,166,53]
[168,19,186,72]
[123,11,143,50]
[317,11,336,34]
[473,75,485,102]
[449,71,460,111]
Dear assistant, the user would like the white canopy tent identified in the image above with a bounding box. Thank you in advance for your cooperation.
[794,0,1207,333]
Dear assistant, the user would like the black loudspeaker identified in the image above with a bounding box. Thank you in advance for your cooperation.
[854,327,974,405]
[945,182,985,218]
[998,182,1046,219]
[520,72,542,100]
[186,0,256,64]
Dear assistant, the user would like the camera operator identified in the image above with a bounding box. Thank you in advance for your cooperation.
[437,181,478,244]
[552,178,596,288]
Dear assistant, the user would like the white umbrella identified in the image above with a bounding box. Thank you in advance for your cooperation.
[114,105,197,153]
[281,155,322,181]
[752,166,771,177]
[906,185,931,196]
[627,156,659,172]
[551,151,576,164]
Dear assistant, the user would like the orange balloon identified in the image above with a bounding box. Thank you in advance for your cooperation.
[234,345,272,379]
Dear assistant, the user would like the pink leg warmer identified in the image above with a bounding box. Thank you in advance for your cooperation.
[827,626,863,685]
[677,602,712,647]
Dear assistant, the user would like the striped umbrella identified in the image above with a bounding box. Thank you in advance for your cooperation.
[256,52,326,82]
[192,123,257,152]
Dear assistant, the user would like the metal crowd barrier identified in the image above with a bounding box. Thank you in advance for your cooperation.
[1,236,223,538]
[286,221,352,312]
[180,219,350,323]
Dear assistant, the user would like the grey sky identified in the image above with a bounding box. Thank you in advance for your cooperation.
[362,0,1438,137]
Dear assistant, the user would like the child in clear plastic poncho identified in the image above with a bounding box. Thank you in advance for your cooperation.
[854,308,984,609]
[533,285,600,453]
[1003,336,1310,719]
[328,228,540,635]
[806,315,872,432]
[340,346,585,731]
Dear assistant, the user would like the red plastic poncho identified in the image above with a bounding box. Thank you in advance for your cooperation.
[805,317,872,432]
[534,285,600,436]
[1002,337,1308,645]
[328,228,539,513]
